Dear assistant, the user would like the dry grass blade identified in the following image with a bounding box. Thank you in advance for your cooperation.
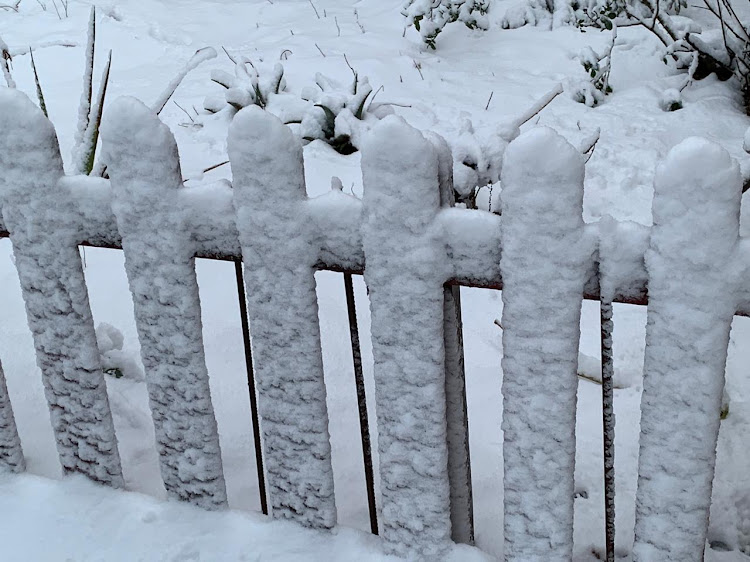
[29,48,48,117]
[82,50,112,175]
[151,46,217,115]
[73,6,96,157]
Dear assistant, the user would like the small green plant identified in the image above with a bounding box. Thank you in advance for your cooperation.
[574,27,616,107]
[402,0,490,49]
[205,49,286,113]
[203,54,390,156]
[103,367,123,379]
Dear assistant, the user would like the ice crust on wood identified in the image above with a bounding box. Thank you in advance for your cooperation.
[499,127,593,561]
[633,138,743,561]
[101,97,227,509]
[361,117,453,558]
[228,106,336,528]
[0,89,123,485]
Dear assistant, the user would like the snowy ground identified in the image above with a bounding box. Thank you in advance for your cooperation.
[1,0,750,560]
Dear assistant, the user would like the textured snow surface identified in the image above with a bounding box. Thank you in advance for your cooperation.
[0,471,493,562]
[633,139,744,561]
[228,107,336,528]
[101,97,227,509]
[499,127,594,561]
[361,117,453,558]
[0,89,123,486]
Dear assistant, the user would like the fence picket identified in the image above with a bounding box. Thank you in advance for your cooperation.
[428,132,475,545]
[228,107,337,528]
[361,117,453,558]
[0,361,24,472]
[101,97,227,509]
[499,127,593,560]
[633,138,743,561]
[0,89,123,485]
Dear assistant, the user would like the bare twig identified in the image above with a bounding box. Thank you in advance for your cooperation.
[280,49,292,60]
[413,59,424,80]
[51,0,61,19]
[35,0,46,10]
[484,91,494,111]
[315,42,326,57]
[335,16,341,37]
[0,1,21,12]
[367,84,384,109]
[354,8,365,33]
[511,82,563,129]
[343,53,357,85]
[308,0,320,19]
[173,100,195,123]
[203,160,230,174]
[222,46,237,65]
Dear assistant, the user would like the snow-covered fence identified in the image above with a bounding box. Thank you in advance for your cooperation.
[0,86,749,560]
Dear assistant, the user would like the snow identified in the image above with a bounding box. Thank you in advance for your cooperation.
[633,138,743,561]
[228,106,337,529]
[2,0,750,560]
[499,127,594,560]
[101,96,228,509]
[0,471,490,562]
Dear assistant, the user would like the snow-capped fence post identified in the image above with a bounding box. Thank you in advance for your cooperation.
[228,107,336,529]
[427,131,475,545]
[361,117,452,558]
[633,139,742,561]
[0,360,24,472]
[499,127,592,560]
[0,89,123,486]
[100,98,227,509]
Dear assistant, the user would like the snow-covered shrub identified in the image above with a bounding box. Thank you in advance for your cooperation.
[502,0,572,29]
[205,56,286,113]
[297,72,393,155]
[204,58,392,155]
[402,0,490,49]
[659,88,683,111]
[450,117,514,205]
[96,323,144,381]
[572,28,615,106]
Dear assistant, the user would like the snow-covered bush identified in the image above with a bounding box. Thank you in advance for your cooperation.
[204,58,392,155]
[297,72,393,155]
[402,0,490,49]
[96,323,144,382]
[572,31,615,106]
[205,56,286,113]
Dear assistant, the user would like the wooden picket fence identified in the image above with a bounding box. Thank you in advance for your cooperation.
[0,87,748,561]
